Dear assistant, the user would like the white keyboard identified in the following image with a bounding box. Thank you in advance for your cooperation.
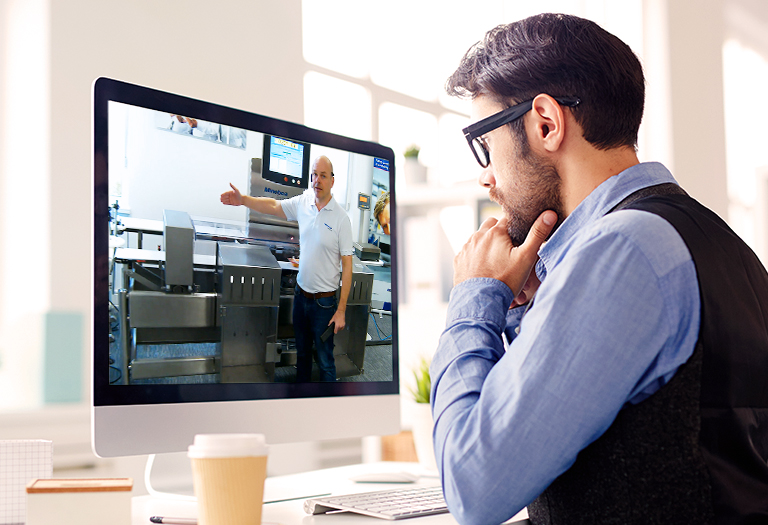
[304,485,448,520]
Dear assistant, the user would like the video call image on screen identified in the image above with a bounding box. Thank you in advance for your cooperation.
[108,101,394,386]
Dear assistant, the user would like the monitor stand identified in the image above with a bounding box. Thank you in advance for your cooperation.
[143,453,332,503]
[144,453,195,500]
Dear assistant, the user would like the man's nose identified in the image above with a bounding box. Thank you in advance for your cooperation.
[478,167,495,188]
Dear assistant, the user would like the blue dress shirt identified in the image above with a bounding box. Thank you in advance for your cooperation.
[430,162,701,525]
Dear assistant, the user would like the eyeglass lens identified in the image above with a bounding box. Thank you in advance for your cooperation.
[471,137,490,168]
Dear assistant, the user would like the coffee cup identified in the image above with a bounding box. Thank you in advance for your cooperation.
[188,434,268,525]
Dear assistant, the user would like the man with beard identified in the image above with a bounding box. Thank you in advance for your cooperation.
[429,13,768,525]
[221,155,352,382]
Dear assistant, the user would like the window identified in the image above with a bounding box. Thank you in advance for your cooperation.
[304,72,372,140]
[722,38,768,263]
[0,0,52,411]
[300,0,647,281]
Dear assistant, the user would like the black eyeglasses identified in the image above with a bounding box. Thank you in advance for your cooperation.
[462,96,580,168]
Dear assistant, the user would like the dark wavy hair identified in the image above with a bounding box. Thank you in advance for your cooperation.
[446,13,645,150]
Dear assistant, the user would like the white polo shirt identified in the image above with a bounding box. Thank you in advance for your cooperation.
[281,190,353,293]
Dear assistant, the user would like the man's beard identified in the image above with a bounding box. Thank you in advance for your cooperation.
[489,149,564,247]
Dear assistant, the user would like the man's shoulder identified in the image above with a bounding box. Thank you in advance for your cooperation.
[282,191,306,205]
[577,208,692,273]
[285,191,313,211]
[297,190,314,204]
[278,192,305,221]
[584,207,680,245]
[327,197,351,221]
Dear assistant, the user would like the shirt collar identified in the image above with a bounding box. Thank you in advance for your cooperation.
[309,192,336,212]
[536,162,678,280]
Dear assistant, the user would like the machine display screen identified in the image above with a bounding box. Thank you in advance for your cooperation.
[264,135,307,187]
[93,78,398,406]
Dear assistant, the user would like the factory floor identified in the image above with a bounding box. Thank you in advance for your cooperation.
[109,308,394,385]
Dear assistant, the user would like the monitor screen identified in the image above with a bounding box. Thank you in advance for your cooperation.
[92,77,400,457]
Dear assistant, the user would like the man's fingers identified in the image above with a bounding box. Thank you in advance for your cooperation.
[229,182,239,194]
[520,210,557,257]
[477,216,499,234]
[460,216,500,255]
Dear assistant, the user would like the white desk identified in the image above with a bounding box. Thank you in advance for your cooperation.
[131,462,529,524]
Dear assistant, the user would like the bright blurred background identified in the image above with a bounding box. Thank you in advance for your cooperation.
[1,0,767,480]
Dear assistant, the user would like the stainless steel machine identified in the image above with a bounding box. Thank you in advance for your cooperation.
[114,209,374,384]
[217,242,282,383]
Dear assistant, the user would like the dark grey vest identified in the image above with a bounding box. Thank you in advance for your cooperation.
[528,185,768,525]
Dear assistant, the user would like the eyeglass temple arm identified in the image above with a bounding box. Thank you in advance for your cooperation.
[463,96,580,140]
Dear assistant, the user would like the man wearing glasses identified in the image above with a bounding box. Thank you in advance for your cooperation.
[430,13,768,525]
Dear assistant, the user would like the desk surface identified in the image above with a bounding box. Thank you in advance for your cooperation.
[132,462,529,524]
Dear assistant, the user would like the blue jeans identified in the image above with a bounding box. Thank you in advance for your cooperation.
[293,290,337,382]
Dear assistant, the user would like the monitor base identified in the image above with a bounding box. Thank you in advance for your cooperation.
[143,453,332,504]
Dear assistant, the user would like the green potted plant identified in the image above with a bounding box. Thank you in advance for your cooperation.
[403,144,427,185]
[403,144,421,160]
[409,357,431,404]
[409,357,437,472]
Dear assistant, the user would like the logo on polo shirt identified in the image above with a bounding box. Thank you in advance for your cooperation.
[324,223,333,231]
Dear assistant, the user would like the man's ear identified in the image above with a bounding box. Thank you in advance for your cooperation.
[528,94,567,153]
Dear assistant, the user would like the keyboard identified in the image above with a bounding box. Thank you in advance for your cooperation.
[304,485,448,520]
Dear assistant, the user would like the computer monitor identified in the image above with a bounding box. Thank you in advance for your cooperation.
[92,77,400,458]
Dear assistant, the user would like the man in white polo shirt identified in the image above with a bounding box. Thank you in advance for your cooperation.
[220,155,353,382]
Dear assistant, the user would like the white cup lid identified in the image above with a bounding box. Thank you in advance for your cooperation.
[188,433,268,458]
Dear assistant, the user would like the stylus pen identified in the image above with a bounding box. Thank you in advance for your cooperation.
[150,517,282,525]
[149,517,196,525]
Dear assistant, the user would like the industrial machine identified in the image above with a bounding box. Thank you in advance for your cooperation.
[113,209,373,385]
